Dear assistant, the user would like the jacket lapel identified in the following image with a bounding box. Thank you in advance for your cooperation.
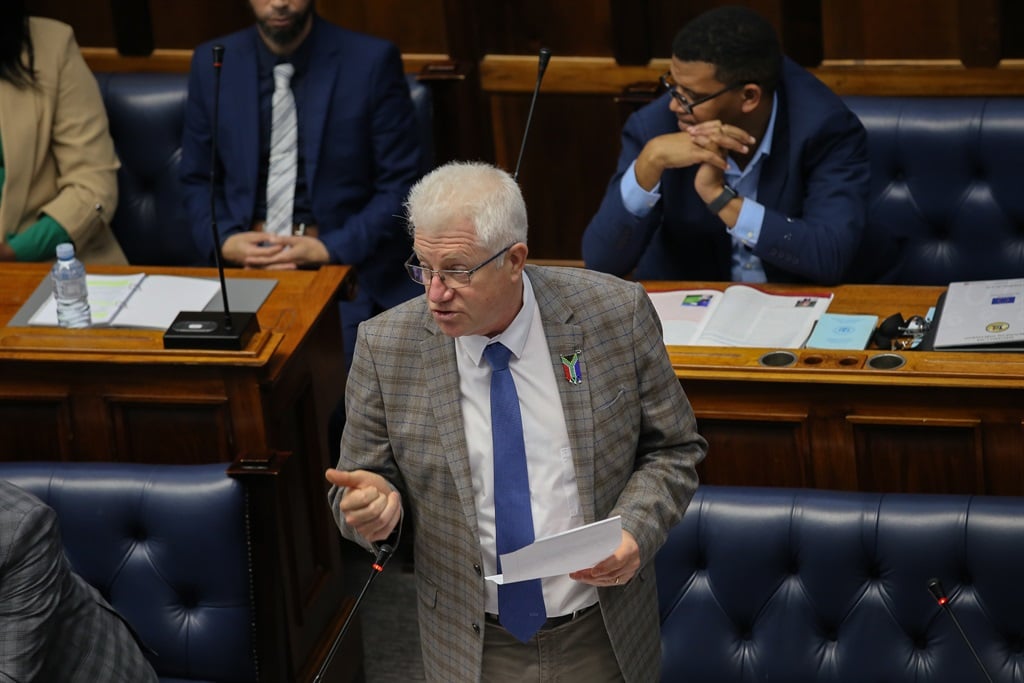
[300,20,339,194]
[222,30,260,197]
[529,268,596,523]
[420,317,482,537]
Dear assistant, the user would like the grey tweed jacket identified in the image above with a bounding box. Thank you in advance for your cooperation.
[0,481,158,683]
[331,265,706,682]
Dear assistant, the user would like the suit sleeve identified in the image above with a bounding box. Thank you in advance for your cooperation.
[582,106,666,277]
[0,505,64,682]
[317,43,420,267]
[754,106,870,285]
[610,283,706,565]
[327,322,408,553]
[38,28,119,245]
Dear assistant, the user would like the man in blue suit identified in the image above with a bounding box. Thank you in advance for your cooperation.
[582,5,869,286]
[180,0,421,365]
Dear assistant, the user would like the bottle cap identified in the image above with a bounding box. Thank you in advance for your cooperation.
[56,243,74,260]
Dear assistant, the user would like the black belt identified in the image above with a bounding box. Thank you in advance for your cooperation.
[485,603,597,631]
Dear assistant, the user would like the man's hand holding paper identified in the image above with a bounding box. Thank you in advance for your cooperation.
[485,516,635,586]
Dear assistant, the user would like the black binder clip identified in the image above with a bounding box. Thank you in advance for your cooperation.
[872,313,930,350]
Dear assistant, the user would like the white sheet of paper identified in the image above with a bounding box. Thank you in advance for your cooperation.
[485,516,622,585]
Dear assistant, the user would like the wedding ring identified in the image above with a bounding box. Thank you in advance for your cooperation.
[614,577,620,584]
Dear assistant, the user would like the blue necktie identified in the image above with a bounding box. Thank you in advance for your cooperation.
[484,342,546,642]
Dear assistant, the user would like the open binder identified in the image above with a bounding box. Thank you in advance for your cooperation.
[20,274,276,331]
[922,278,1024,352]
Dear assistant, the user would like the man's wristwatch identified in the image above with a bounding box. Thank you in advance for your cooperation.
[707,184,738,214]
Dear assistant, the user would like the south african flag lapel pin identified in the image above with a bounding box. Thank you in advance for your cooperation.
[560,350,583,384]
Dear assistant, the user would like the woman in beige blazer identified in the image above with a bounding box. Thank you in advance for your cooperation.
[0,3,125,264]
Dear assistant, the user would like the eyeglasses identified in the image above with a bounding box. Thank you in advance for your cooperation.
[659,72,748,116]
[405,245,513,289]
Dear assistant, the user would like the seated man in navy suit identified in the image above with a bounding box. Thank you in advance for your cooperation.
[180,0,421,366]
[582,5,869,286]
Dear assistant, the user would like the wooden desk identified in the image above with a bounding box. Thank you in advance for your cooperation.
[0,263,359,682]
[647,281,1024,496]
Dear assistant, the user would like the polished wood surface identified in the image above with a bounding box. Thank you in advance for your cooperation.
[0,263,358,682]
[647,281,1024,497]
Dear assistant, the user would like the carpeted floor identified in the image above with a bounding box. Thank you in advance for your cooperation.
[342,540,425,682]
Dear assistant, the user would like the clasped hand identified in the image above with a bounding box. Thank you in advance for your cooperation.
[222,231,330,270]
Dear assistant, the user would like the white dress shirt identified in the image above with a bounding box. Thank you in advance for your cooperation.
[456,271,598,616]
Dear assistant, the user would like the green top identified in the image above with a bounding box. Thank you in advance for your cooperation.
[0,133,72,261]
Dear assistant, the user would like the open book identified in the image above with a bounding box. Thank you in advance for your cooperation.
[29,274,221,330]
[649,285,833,348]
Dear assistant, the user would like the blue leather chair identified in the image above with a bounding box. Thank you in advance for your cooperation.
[656,485,1024,683]
[95,71,434,267]
[844,97,1024,285]
[0,462,256,683]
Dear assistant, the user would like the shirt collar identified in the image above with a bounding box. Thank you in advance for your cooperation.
[726,91,778,177]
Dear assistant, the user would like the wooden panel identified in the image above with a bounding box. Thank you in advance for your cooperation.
[823,0,962,61]
[109,399,231,464]
[851,424,983,494]
[320,0,447,53]
[28,0,251,50]
[475,0,614,57]
[489,93,624,260]
[0,397,70,461]
[698,418,813,488]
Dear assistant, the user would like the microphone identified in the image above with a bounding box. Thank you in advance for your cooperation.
[512,47,552,182]
[165,45,259,350]
[927,578,995,683]
[312,543,395,683]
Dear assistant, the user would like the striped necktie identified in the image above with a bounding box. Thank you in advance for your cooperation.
[484,342,547,643]
[266,63,297,237]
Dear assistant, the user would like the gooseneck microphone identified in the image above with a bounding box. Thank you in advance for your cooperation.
[312,543,396,683]
[209,45,232,331]
[927,578,995,683]
[164,45,259,350]
[512,47,552,182]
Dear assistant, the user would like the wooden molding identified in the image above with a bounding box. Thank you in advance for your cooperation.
[82,48,453,75]
[480,54,1024,97]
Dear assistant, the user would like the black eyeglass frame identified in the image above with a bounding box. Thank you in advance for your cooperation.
[658,72,752,115]
[404,244,514,289]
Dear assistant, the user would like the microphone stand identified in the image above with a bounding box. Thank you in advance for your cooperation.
[513,47,552,182]
[163,45,259,350]
[312,543,395,683]
[927,578,995,683]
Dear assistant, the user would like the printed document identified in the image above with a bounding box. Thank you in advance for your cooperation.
[649,285,832,348]
[933,278,1024,349]
[29,274,221,330]
[485,516,621,585]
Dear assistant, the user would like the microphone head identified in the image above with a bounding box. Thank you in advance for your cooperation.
[538,47,552,76]
[927,577,949,605]
[375,542,395,569]
[212,44,225,67]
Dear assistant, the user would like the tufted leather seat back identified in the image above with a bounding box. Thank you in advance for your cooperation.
[844,97,1024,285]
[0,462,256,683]
[95,72,202,267]
[656,486,1024,683]
[94,71,433,267]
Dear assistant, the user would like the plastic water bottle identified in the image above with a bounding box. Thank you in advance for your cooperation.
[52,242,91,328]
